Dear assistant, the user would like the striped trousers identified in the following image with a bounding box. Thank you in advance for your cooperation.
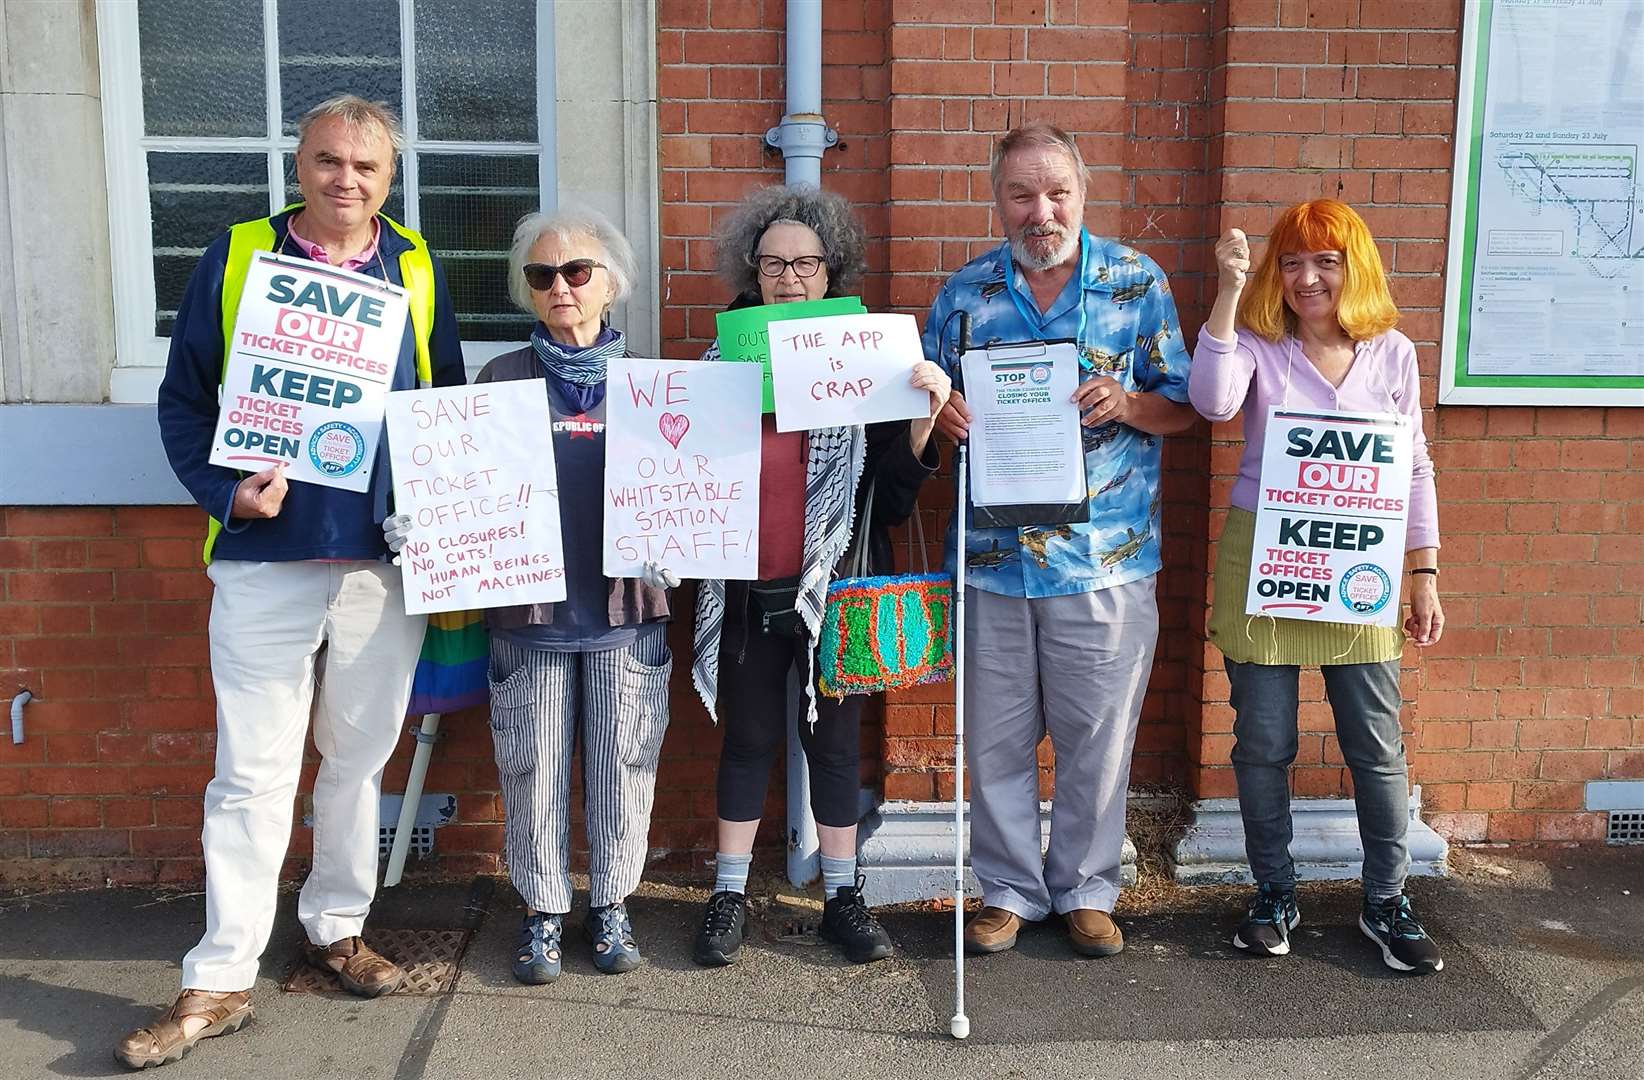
[487,633,672,912]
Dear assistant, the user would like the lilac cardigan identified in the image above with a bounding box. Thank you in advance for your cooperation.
[1188,327,1439,551]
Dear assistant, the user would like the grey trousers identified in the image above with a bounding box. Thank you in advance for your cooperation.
[964,578,1159,919]
[1225,658,1410,900]
[487,634,672,912]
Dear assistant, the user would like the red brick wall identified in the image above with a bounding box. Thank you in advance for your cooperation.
[2,0,1636,885]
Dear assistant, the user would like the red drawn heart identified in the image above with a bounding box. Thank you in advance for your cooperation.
[659,411,691,449]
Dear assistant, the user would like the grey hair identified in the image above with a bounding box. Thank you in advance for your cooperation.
[296,94,405,153]
[506,207,637,315]
[989,121,1089,196]
[714,184,867,301]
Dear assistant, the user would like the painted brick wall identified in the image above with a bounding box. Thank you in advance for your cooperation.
[2,0,1636,885]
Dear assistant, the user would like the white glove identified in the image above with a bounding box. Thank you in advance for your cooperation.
[640,561,680,589]
[383,513,414,557]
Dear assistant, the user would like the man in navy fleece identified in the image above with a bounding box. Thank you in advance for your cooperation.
[119,95,464,1071]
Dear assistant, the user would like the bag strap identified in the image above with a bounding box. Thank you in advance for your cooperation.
[850,481,876,578]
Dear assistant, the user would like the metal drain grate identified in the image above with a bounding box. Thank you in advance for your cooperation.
[1607,810,1644,845]
[282,928,472,996]
[765,915,825,946]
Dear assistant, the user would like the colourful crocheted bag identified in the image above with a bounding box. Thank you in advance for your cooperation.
[817,485,953,698]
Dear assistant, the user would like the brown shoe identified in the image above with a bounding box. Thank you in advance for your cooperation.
[114,989,252,1070]
[963,906,1021,954]
[1066,908,1124,957]
[305,936,405,998]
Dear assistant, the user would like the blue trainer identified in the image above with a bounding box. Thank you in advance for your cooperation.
[587,902,642,974]
[513,912,563,985]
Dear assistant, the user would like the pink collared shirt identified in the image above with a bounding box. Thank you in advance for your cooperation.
[287,216,381,272]
[1189,326,1439,551]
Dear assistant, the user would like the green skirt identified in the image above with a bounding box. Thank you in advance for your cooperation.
[1209,507,1403,667]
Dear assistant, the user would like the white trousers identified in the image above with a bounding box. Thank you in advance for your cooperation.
[182,560,425,991]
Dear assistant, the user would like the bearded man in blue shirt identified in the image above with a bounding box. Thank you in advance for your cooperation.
[922,122,1196,958]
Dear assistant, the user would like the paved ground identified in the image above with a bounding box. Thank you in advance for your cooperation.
[1,847,1639,1080]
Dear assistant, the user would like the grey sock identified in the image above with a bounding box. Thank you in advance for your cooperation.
[713,852,752,895]
[819,854,856,897]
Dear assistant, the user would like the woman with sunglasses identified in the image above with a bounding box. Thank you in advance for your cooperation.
[385,208,673,984]
[685,184,951,967]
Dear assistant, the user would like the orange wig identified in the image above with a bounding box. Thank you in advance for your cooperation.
[1236,199,1398,343]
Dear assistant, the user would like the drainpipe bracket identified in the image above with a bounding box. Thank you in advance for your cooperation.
[764,118,839,157]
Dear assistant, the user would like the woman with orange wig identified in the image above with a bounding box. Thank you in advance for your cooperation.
[1189,199,1445,974]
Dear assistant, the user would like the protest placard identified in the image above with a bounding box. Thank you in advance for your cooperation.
[767,312,931,433]
[603,357,762,580]
[714,296,865,412]
[210,252,408,492]
[1246,408,1413,627]
[386,380,567,615]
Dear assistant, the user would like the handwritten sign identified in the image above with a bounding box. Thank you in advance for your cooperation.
[713,296,865,412]
[768,312,930,433]
[603,357,762,580]
[210,251,408,491]
[386,380,567,615]
[1246,407,1412,627]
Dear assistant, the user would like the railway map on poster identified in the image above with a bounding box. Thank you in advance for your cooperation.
[1441,0,1644,406]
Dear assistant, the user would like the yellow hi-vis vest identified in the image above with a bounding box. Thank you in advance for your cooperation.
[201,207,437,563]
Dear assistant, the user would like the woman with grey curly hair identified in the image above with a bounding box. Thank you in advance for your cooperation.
[386,207,672,987]
[682,184,951,969]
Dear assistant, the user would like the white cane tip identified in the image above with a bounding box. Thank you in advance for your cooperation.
[950,1015,970,1040]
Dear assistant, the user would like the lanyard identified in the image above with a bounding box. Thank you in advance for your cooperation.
[1004,230,1089,351]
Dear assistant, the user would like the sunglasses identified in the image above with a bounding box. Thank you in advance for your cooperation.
[523,259,605,290]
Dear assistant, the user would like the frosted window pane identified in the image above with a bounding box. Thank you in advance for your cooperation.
[138,1,265,137]
[277,0,401,135]
[148,153,271,336]
[418,154,539,341]
[414,0,537,142]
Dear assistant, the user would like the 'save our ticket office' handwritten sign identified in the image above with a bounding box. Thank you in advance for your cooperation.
[1246,408,1412,627]
[603,357,762,580]
[386,380,568,615]
[210,252,408,491]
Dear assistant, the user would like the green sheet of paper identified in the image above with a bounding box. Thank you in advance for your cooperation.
[714,296,867,412]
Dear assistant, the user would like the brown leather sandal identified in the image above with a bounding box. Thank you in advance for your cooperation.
[304,936,405,998]
[114,989,252,1070]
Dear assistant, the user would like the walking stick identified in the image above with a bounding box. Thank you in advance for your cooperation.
[949,443,970,1041]
[383,712,441,887]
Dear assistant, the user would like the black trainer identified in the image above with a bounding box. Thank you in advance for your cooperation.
[693,890,748,967]
[1232,882,1300,957]
[1359,894,1444,974]
[819,876,893,963]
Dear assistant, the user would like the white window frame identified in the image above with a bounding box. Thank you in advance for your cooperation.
[95,0,558,403]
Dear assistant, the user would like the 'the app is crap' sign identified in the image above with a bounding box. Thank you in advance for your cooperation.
[767,312,929,432]
[210,252,408,491]
[386,380,567,615]
[603,357,762,580]
[1246,408,1412,626]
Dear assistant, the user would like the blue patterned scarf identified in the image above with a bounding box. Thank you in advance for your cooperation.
[530,323,626,385]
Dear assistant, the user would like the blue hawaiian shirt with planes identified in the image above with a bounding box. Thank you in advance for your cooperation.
[921,229,1191,598]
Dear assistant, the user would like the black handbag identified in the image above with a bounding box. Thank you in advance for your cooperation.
[747,575,807,638]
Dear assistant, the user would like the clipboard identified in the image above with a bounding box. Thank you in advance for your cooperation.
[957,337,1089,529]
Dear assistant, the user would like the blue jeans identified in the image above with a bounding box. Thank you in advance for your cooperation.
[1225,658,1410,900]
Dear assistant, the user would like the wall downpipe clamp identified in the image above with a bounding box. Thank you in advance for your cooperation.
[764,114,839,180]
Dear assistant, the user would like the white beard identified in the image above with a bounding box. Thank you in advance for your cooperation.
[1010,225,1079,272]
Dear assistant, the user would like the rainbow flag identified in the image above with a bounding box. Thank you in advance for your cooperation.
[406,609,489,716]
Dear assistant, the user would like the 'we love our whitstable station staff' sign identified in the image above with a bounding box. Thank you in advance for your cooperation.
[209,252,409,492]
[1246,408,1413,627]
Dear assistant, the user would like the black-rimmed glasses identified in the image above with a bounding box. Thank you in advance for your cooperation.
[751,254,825,279]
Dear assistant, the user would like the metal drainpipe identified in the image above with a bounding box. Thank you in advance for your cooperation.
[769,0,835,888]
[10,689,31,745]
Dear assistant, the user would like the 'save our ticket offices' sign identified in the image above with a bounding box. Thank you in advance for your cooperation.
[386,381,568,615]
[1246,408,1412,627]
[210,252,408,491]
[603,357,762,580]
